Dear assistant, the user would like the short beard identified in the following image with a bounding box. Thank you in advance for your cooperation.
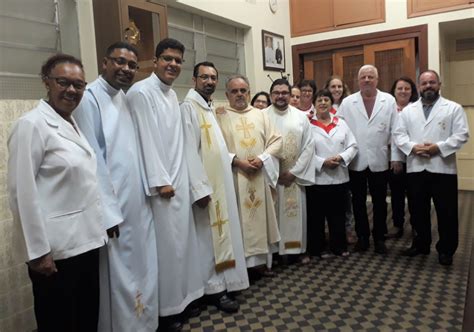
[421,89,439,103]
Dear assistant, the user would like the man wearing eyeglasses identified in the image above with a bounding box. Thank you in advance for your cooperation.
[263,79,316,264]
[127,38,210,332]
[74,41,159,331]
[215,75,282,278]
[180,62,249,314]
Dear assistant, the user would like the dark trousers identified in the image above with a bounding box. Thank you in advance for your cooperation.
[388,163,413,229]
[407,171,458,256]
[306,183,348,255]
[29,248,100,332]
[349,169,389,242]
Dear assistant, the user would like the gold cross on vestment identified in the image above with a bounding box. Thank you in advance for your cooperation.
[236,117,255,138]
[212,200,228,237]
[200,113,212,147]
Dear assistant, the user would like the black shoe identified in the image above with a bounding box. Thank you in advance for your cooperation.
[400,246,430,257]
[211,294,239,313]
[158,316,183,332]
[184,305,201,319]
[439,254,453,266]
[385,227,404,239]
[374,241,387,254]
[352,239,369,252]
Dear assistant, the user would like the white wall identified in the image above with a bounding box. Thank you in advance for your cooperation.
[169,0,293,92]
[290,2,474,74]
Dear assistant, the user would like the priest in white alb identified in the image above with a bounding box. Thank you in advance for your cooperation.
[216,75,282,276]
[180,61,249,313]
[263,79,316,263]
[126,38,210,331]
[74,42,158,331]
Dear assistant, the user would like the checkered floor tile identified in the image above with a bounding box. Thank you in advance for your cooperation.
[182,192,473,331]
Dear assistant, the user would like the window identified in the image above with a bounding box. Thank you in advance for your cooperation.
[167,7,245,101]
[0,0,62,99]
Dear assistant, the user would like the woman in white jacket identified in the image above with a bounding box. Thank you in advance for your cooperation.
[307,89,358,258]
[7,54,107,331]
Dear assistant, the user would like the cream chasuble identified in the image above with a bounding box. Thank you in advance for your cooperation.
[264,105,316,255]
[181,89,249,294]
[216,105,282,264]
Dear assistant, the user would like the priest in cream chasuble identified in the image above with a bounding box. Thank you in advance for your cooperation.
[216,75,283,268]
[263,79,316,256]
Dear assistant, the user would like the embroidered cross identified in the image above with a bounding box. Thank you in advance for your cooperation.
[135,290,144,317]
[236,117,255,138]
[212,200,228,237]
[200,113,212,147]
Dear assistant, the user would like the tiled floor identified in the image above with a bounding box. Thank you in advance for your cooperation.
[183,192,473,331]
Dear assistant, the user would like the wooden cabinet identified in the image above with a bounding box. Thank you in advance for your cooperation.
[290,0,385,37]
[408,0,474,17]
[92,0,167,80]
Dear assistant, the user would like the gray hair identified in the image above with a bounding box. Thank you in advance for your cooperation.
[358,64,379,79]
[225,74,250,91]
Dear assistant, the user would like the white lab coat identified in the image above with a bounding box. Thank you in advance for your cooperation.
[310,116,358,185]
[337,90,400,171]
[393,97,469,174]
[7,100,107,262]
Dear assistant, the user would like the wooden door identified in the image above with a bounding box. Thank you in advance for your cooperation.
[302,38,416,93]
[121,0,168,81]
[364,39,416,92]
[333,48,364,93]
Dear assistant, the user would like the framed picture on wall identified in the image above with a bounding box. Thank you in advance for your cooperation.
[262,30,285,71]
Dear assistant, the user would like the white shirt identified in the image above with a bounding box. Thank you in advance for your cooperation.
[393,96,469,174]
[8,100,107,262]
[337,90,400,172]
[310,115,358,185]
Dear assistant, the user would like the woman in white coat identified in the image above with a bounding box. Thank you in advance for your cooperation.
[307,89,358,257]
[7,54,107,332]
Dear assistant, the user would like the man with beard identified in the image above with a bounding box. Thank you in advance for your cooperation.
[394,70,469,265]
[216,75,282,276]
[262,79,316,262]
[180,62,249,313]
[127,38,211,331]
[74,42,159,331]
[337,64,401,255]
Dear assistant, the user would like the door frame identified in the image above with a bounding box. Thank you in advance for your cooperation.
[291,25,428,84]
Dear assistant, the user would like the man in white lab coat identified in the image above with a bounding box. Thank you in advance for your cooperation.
[393,70,469,266]
[337,64,401,255]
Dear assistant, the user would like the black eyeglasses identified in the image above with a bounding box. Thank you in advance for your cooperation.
[197,74,218,81]
[271,91,290,96]
[107,56,139,70]
[47,76,87,90]
[158,55,184,65]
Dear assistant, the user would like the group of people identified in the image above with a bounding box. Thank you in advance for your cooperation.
[7,36,469,332]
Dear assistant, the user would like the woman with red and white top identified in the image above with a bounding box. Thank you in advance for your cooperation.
[385,76,419,239]
[306,89,358,258]
[297,79,317,120]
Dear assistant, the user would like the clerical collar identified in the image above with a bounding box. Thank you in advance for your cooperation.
[99,76,120,95]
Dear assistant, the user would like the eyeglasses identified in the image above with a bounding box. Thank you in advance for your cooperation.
[47,76,87,91]
[271,91,289,96]
[229,88,248,95]
[107,56,139,70]
[197,74,218,81]
[158,55,184,65]
[300,88,313,94]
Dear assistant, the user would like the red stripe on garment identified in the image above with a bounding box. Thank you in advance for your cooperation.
[310,116,339,134]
